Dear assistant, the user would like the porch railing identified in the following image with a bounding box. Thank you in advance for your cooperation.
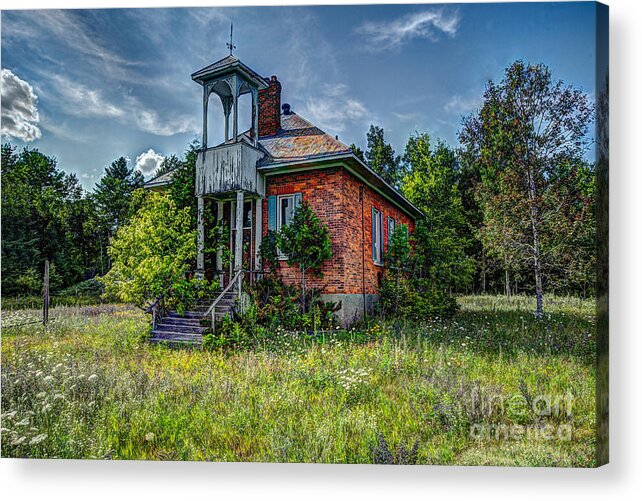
[203,268,244,334]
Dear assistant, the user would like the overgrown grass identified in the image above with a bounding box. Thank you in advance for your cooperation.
[1,296,596,466]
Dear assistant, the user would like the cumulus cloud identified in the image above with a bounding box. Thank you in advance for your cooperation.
[135,148,165,175]
[1,69,42,142]
[356,9,460,52]
[302,83,368,134]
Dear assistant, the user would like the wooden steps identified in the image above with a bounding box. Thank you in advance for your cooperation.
[148,291,236,347]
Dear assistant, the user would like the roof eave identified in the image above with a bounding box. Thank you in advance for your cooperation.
[259,153,424,220]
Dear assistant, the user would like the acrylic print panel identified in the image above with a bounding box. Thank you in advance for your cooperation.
[0,2,608,466]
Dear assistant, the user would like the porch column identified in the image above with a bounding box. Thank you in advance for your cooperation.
[215,200,223,273]
[202,89,208,149]
[233,77,239,141]
[234,191,244,272]
[196,196,205,278]
[254,198,262,270]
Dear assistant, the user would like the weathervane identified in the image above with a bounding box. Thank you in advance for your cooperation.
[226,23,236,56]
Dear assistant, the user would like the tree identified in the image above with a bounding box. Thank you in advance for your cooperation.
[168,139,199,226]
[100,191,197,306]
[1,144,97,294]
[401,134,474,292]
[277,202,332,313]
[365,125,403,188]
[349,143,366,163]
[154,154,182,178]
[93,156,145,239]
[460,60,593,317]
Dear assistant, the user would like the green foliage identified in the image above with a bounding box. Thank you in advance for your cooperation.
[1,143,101,294]
[460,60,594,315]
[402,134,474,291]
[167,140,199,226]
[100,192,197,307]
[379,273,459,320]
[277,201,332,312]
[93,156,145,238]
[349,143,366,163]
[365,125,403,188]
[258,230,280,273]
[385,223,411,272]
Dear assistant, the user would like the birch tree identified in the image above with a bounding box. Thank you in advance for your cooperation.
[460,61,593,317]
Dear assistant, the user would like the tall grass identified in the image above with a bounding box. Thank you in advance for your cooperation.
[1,296,596,466]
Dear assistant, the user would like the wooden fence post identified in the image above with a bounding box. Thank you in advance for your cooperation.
[43,259,50,325]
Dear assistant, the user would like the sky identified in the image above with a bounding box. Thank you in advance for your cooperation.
[1,2,600,190]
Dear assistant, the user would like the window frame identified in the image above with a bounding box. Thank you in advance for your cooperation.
[387,216,397,245]
[276,193,302,259]
[372,207,384,266]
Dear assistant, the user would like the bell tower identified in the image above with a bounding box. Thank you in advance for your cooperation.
[190,38,269,280]
[191,43,268,148]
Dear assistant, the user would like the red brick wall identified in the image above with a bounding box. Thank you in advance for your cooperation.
[263,166,415,295]
[258,76,281,137]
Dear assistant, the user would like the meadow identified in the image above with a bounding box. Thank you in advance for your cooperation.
[1,296,596,466]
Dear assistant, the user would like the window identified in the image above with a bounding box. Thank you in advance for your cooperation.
[276,194,302,231]
[372,207,384,265]
[387,216,397,245]
[268,193,302,258]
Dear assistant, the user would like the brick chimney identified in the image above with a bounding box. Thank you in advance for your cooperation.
[258,75,281,137]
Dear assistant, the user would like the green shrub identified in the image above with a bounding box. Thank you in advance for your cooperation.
[379,272,459,320]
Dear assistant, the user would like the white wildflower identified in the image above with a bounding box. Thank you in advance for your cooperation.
[29,433,47,445]
[11,436,26,446]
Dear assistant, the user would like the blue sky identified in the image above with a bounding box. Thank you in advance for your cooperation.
[1,2,599,189]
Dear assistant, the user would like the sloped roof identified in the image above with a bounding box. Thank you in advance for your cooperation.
[143,111,422,218]
[191,55,268,89]
[257,113,351,165]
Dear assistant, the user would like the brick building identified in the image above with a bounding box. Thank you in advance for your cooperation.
[146,54,422,325]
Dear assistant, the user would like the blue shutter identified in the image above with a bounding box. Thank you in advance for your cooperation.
[372,208,377,261]
[268,196,277,231]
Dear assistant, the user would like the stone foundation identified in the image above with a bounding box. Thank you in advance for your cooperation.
[320,293,380,327]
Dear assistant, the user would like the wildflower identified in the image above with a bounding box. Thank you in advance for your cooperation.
[11,436,26,446]
[29,434,47,445]
[145,432,155,442]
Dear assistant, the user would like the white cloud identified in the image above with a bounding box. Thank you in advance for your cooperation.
[48,74,125,118]
[42,73,197,137]
[1,69,42,142]
[393,111,422,122]
[302,83,368,134]
[444,94,481,115]
[135,148,165,175]
[132,107,198,137]
[356,9,460,52]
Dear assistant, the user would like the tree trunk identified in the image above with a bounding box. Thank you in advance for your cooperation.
[527,167,544,319]
[505,266,511,300]
[481,263,487,294]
